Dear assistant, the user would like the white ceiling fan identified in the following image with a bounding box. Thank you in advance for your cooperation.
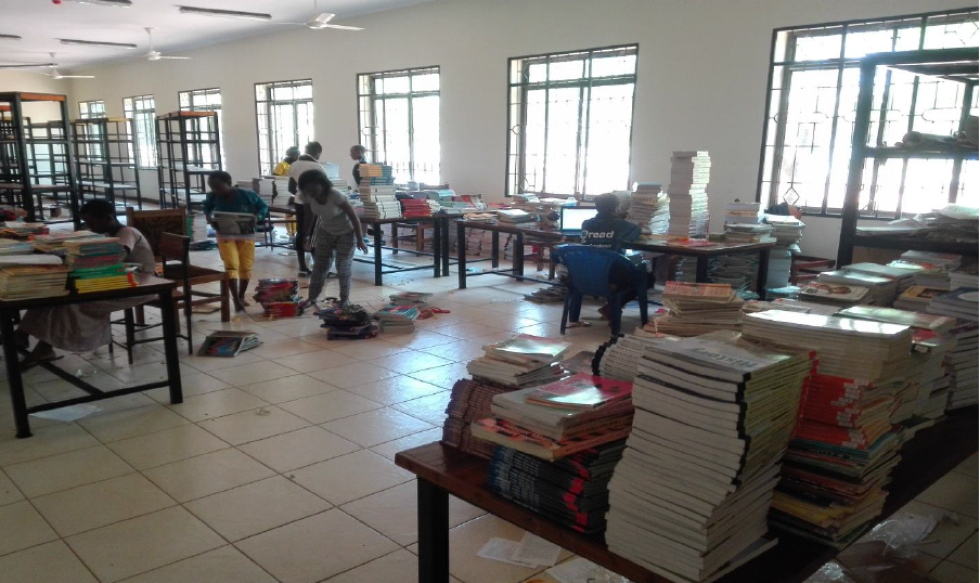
[0,53,94,79]
[287,0,363,31]
[144,27,190,61]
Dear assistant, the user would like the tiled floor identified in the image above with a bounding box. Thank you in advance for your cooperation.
[0,244,975,583]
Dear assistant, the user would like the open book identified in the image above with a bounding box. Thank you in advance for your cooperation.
[211,212,257,236]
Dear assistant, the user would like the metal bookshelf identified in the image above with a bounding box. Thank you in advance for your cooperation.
[837,48,979,266]
[0,92,79,226]
[72,117,144,210]
[156,111,222,209]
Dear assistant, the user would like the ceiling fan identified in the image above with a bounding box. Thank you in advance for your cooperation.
[144,27,190,61]
[0,53,94,79]
[287,0,363,31]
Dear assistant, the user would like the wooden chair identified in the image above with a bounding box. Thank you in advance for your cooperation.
[126,207,230,323]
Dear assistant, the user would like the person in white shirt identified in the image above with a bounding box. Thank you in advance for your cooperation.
[287,141,327,277]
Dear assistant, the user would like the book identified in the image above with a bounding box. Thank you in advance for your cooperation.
[524,374,632,410]
[211,212,257,236]
[471,416,633,461]
[485,334,571,365]
[197,331,261,357]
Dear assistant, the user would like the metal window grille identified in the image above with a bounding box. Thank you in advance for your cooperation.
[78,100,105,120]
[506,44,638,197]
[254,79,314,175]
[357,66,441,185]
[758,9,979,218]
[122,94,157,168]
[179,88,225,168]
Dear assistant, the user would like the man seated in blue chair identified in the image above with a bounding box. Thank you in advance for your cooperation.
[578,192,646,321]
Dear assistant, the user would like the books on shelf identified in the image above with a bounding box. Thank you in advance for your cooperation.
[197,331,261,357]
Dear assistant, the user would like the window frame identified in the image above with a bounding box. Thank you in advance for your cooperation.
[122,94,157,169]
[179,87,225,168]
[356,65,441,185]
[505,43,639,197]
[78,100,106,119]
[755,7,979,219]
[253,79,314,176]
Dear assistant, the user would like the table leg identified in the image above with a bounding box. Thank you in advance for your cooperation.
[695,256,709,282]
[491,231,500,269]
[417,478,450,583]
[515,233,525,281]
[220,279,231,323]
[1,308,31,438]
[457,222,467,289]
[757,249,770,301]
[432,218,441,278]
[373,226,383,286]
[441,219,450,276]
[157,289,184,405]
[391,223,399,255]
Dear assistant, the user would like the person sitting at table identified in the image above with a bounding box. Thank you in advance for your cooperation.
[205,171,269,313]
[297,170,367,311]
[16,200,156,363]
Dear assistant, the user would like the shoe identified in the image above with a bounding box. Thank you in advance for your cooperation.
[297,270,311,278]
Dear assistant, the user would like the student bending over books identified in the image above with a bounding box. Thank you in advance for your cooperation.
[297,170,368,311]
[205,171,269,312]
[17,200,156,362]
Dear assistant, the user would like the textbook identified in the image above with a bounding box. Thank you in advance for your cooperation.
[211,212,257,236]
[197,331,261,357]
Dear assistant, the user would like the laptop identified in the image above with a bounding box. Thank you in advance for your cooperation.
[559,207,598,237]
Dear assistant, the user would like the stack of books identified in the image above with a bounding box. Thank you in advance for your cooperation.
[844,262,917,295]
[594,332,680,382]
[374,304,420,334]
[723,223,773,244]
[667,151,710,238]
[605,331,813,583]
[648,282,744,337]
[496,209,535,224]
[723,201,761,226]
[388,291,432,308]
[899,251,961,289]
[764,215,805,246]
[626,183,669,235]
[893,285,945,311]
[252,279,300,318]
[466,334,569,387]
[0,265,70,299]
[486,441,626,533]
[65,238,135,292]
[944,322,979,409]
[399,197,433,218]
[708,253,762,297]
[198,331,261,357]
[741,297,840,316]
[360,184,401,219]
[443,377,518,458]
[926,288,978,322]
[0,239,36,256]
[315,304,377,340]
[949,269,979,290]
[797,282,871,307]
[0,222,49,239]
[523,286,567,303]
[30,230,102,255]
[816,269,898,305]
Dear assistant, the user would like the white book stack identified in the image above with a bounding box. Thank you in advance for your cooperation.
[466,334,571,388]
[944,322,979,409]
[844,262,918,294]
[605,331,813,583]
[360,182,401,219]
[626,183,669,235]
[817,269,899,306]
[723,202,761,225]
[647,282,744,337]
[667,151,710,238]
[764,215,805,246]
[595,332,681,382]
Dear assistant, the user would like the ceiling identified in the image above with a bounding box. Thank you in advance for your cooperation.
[0,0,432,70]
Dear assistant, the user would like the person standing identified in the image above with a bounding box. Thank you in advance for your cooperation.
[349,144,368,186]
[288,141,326,277]
[297,170,367,310]
[272,146,300,176]
[205,171,269,312]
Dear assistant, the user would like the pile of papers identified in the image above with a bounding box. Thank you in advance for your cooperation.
[667,151,710,238]
[65,238,135,292]
[0,264,70,300]
[944,322,979,409]
[647,282,744,337]
[594,332,680,382]
[466,334,569,387]
[252,278,300,318]
[626,183,669,235]
[817,269,898,306]
[374,304,420,335]
[443,377,518,459]
[605,331,812,583]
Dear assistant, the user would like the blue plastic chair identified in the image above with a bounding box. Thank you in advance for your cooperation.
[552,244,649,337]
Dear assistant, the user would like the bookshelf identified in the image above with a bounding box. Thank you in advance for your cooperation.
[72,117,144,209]
[0,92,80,226]
[155,111,222,209]
[837,48,979,266]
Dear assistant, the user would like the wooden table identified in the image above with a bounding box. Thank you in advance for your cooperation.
[395,407,977,583]
[1,274,184,438]
[455,220,564,289]
[360,216,450,286]
[624,239,776,300]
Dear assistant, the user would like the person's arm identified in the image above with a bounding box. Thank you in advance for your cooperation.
[288,177,298,196]
[203,192,215,222]
[250,191,269,221]
[340,201,368,253]
[301,204,314,235]
[621,220,641,243]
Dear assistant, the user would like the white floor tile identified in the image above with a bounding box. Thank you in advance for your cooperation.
[167,388,269,423]
[249,338,324,360]
[237,426,360,473]
[306,361,399,389]
[0,541,98,583]
[277,389,382,424]
[0,468,24,507]
[117,546,275,583]
[947,532,978,569]
[236,374,339,404]
[370,351,455,374]
[276,349,360,374]
[207,361,298,387]
[142,373,231,403]
[289,449,413,505]
[107,424,229,470]
[198,405,310,445]
[0,500,59,557]
[370,427,443,461]
[0,423,100,467]
[391,391,452,426]
[321,408,434,448]
[345,374,445,405]
[406,362,470,390]
[142,448,275,503]
[76,403,190,443]
[5,445,133,498]
[322,549,464,583]
[930,560,978,583]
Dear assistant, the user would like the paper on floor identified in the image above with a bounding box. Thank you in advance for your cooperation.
[476,537,540,569]
[513,533,562,567]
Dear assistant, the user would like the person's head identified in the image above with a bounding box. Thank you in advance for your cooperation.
[79,199,119,234]
[284,146,300,163]
[304,141,323,160]
[298,169,333,204]
[208,170,235,197]
[594,193,620,218]
[349,144,367,161]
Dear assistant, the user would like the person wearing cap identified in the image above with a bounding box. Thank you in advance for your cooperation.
[272,146,300,176]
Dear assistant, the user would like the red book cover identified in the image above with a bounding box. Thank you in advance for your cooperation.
[525,374,632,410]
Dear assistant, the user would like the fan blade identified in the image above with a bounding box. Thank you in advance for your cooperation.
[57,75,96,79]
[0,63,54,68]
[321,24,362,30]
[158,56,190,60]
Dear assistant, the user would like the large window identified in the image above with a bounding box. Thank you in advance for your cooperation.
[122,94,156,168]
[759,9,979,217]
[255,79,314,176]
[78,100,105,119]
[507,45,638,197]
[179,88,225,168]
[357,66,440,185]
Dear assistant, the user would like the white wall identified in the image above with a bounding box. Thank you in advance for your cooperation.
[65,0,973,259]
[0,71,72,122]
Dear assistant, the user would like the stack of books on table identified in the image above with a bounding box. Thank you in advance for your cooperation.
[944,322,979,409]
[399,197,433,218]
[360,182,401,220]
[723,223,772,244]
[893,285,945,311]
[0,239,36,256]
[667,151,710,239]
[927,288,979,322]
[626,183,669,235]
[594,332,680,382]
[443,377,519,458]
[816,269,898,305]
[466,334,569,387]
[496,209,535,224]
[742,310,913,548]
[764,215,805,246]
[374,304,420,335]
[949,269,979,291]
[0,264,70,300]
[797,282,871,307]
[65,238,135,292]
[605,331,814,583]
[0,222,49,239]
[898,251,961,289]
[843,262,918,295]
[648,282,744,337]
[253,278,300,318]
[30,230,102,255]
[723,201,761,226]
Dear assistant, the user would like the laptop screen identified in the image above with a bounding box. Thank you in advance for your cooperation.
[560,207,599,234]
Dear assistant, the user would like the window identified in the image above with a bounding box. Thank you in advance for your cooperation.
[357,66,440,184]
[122,94,157,168]
[254,79,314,175]
[759,9,979,217]
[179,88,225,168]
[507,45,638,197]
[78,100,105,119]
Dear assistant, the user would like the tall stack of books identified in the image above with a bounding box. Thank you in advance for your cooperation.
[742,310,913,548]
[443,377,518,458]
[0,265,70,299]
[253,278,300,318]
[667,151,710,238]
[594,332,680,382]
[626,183,669,235]
[944,322,978,409]
[647,282,744,336]
[466,334,569,387]
[359,164,399,219]
[374,304,420,334]
[64,238,135,292]
[605,331,814,583]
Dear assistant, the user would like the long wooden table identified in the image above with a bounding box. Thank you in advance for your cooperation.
[455,220,564,289]
[395,407,977,583]
[361,216,451,286]
[1,274,184,438]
